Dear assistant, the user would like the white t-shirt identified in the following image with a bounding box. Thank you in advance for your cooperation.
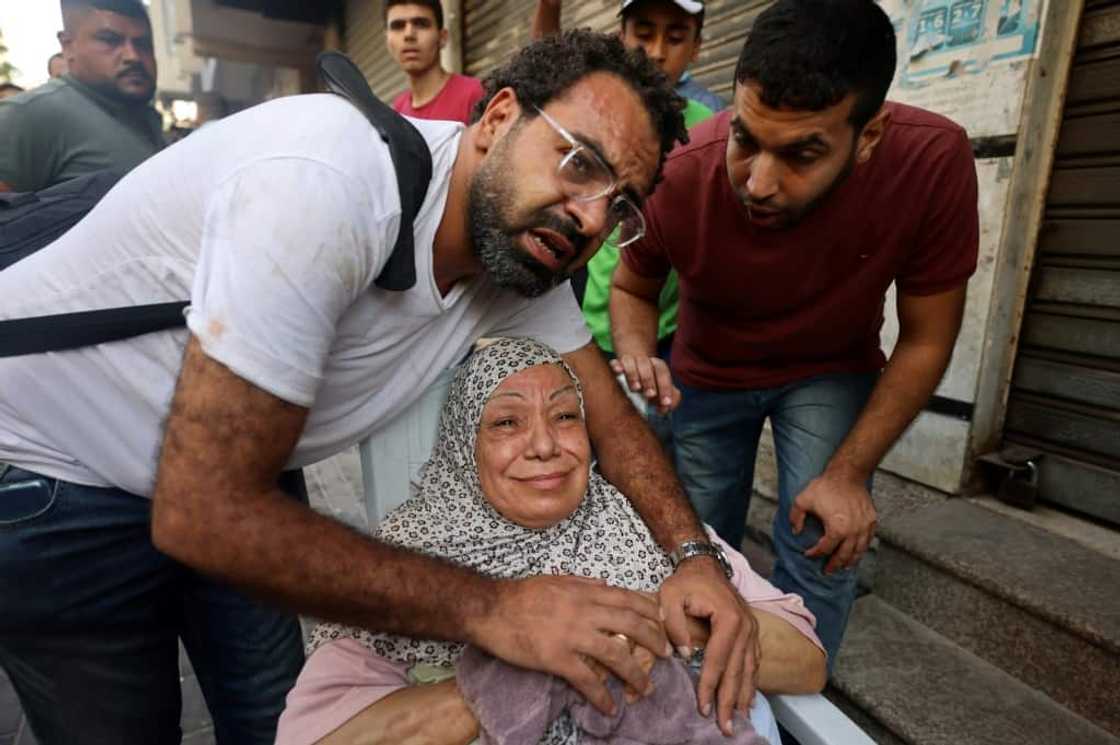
[0,94,590,496]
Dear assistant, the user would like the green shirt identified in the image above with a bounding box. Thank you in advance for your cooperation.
[581,97,714,353]
[0,75,163,192]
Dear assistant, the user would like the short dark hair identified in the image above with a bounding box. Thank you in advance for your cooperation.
[0,83,25,94]
[621,0,705,37]
[60,0,150,22]
[471,29,688,183]
[383,0,444,29]
[734,0,896,129]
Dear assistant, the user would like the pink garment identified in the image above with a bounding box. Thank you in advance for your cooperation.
[275,534,822,745]
[392,73,485,124]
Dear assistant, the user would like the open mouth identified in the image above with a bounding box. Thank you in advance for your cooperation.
[525,229,574,270]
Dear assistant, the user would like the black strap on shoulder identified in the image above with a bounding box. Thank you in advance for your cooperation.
[0,53,431,358]
[318,50,431,291]
[0,302,190,358]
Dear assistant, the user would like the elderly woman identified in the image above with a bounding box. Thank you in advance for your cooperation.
[277,338,826,745]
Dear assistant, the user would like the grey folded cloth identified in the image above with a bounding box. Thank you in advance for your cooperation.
[456,645,770,745]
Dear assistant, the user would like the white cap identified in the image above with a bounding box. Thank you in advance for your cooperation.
[620,0,705,16]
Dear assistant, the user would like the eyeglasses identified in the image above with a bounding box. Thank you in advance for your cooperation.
[534,106,646,248]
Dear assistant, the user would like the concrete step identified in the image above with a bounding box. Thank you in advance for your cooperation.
[832,596,1120,745]
[875,500,1120,735]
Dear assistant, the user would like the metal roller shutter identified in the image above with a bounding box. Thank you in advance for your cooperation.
[463,0,539,78]
[1003,0,1120,525]
[345,0,407,101]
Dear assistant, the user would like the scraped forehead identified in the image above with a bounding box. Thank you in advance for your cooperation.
[547,72,661,197]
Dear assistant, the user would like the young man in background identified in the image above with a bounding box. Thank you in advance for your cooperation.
[533,0,724,111]
[386,0,484,124]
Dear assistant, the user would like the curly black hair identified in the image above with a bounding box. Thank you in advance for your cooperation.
[470,29,688,181]
[735,0,896,129]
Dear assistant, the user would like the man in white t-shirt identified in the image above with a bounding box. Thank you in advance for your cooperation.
[0,31,759,744]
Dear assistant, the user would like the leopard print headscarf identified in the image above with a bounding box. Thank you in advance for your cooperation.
[308,337,672,667]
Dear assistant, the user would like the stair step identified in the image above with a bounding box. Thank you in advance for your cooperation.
[832,596,1120,745]
[875,500,1120,733]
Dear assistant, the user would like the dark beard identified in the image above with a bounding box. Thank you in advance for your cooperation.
[467,149,586,298]
[85,68,155,105]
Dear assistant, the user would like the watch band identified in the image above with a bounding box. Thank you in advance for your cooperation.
[669,539,733,580]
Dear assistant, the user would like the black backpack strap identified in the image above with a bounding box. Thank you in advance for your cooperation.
[0,53,431,358]
[317,51,431,291]
[0,301,189,357]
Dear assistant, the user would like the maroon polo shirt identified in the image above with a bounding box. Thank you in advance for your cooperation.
[622,102,979,391]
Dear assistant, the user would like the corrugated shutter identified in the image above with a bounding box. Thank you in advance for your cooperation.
[464,0,771,98]
[463,0,539,78]
[1003,0,1120,526]
[688,0,770,103]
[345,0,406,101]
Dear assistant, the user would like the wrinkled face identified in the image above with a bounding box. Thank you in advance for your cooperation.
[476,364,591,529]
[385,4,445,75]
[620,0,701,86]
[726,83,867,229]
[61,9,155,103]
[468,72,660,297]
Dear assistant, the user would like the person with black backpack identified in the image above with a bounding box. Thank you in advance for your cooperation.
[0,32,760,745]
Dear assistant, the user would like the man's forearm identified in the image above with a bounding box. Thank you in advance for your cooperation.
[827,338,955,481]
[152,482,497,642]
[609,284,660,358]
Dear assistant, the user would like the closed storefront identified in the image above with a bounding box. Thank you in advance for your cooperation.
[1003,0,1120,526]
[346,0,406,100]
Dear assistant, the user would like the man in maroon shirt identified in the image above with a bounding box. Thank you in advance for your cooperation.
[386,0,484,124]
[610,0,978,664]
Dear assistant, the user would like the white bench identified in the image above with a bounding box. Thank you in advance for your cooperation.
[357,370,873,745]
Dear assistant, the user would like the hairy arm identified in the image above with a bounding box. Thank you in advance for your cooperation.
[150,336,498,637]
[152,337,666,713]
[317,680,478,745]
[791,286,968,571]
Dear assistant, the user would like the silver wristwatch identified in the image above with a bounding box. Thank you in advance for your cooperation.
[669,539,733,579]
